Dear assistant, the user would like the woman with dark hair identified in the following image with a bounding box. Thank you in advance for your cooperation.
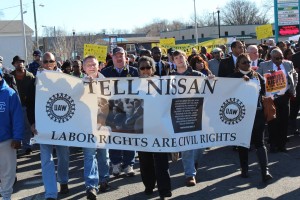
[283,48,295,61]
[190,55,212,76]
[230,53,273,183]
[137,56,172,199]
[61,60,72,74]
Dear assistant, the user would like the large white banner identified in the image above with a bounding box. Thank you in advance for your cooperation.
[32,71,260,152]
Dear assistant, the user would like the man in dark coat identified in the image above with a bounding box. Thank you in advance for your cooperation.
[218,40,244,77]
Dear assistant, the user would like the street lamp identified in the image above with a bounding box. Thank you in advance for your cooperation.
[193,0,198,44]
[217,9,221,38]
[72,29,76,59]
[33,0,44,49]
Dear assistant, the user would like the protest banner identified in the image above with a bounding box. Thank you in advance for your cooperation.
[32,71,260,152]
[195,38,228,53]
[160,38,176,46]
[83,44,107,63]
[264,71,287,96]
[256,24,273,40]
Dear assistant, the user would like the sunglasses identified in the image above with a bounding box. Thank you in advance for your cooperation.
[274,57,283,61]
[43,60,55,64]
[139,66,152,70]
[241,61,251,65]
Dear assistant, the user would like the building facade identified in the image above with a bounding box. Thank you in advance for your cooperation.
[0,20,33,68]
[160,24,291,45]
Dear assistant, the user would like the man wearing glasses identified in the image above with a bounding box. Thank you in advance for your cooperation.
[257,48,298,153]
[246,45,265,70]
[28,52,69,200]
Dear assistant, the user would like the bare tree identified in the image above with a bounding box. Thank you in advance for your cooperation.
[221,0,270,25]
[189,11,218,27]
[133,19,185,36]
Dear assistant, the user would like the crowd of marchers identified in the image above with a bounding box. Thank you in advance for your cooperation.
[1,38,300,200]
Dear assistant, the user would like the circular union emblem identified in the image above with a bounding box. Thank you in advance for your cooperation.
[219,98,245,125]
[46,93,75,123]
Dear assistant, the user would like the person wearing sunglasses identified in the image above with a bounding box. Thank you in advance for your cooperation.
[257,48,298,153]
[136,56,172,199]
[27,52,69,200]
[230,53,273,183]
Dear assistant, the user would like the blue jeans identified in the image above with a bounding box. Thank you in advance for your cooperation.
[109,149,135,167]
[181,148,204,177]
[40,144,69,199]
[96,149,110,183]
[83,148,99,191]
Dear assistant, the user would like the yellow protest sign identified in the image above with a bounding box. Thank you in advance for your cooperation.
[256,24,273,40]
[195,38,228,53]
[160,38,175,46]
[151,43,160,48]
[83,44,108,63]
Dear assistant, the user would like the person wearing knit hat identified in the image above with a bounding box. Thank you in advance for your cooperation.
[28,50,42,76]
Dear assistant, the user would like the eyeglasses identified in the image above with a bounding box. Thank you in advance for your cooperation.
[241,61,251,65]
[139,66,152,70]
[43,60,55,64]
[274,57,283,61]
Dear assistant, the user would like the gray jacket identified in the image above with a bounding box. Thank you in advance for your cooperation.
[257,60,298,96]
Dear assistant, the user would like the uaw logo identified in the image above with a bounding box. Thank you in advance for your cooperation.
[0,102,5,112]
[46,93,75,123]
[219,98,245,125]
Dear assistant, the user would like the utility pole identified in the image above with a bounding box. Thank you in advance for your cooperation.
[33,0,38,49]
[193,0,198,44]
[20,0,28,65]
[217,10,221,38]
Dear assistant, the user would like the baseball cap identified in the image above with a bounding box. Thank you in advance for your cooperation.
[33,50,42,56]
[113,47,125,55]
[212,48,222,53]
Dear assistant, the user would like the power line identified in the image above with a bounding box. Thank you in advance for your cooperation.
[0,3,30,11]
[0,12,22,32]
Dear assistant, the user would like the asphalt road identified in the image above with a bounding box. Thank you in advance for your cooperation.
[12,133,300,200]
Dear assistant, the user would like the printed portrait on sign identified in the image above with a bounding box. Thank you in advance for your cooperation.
[105,98,144,134]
